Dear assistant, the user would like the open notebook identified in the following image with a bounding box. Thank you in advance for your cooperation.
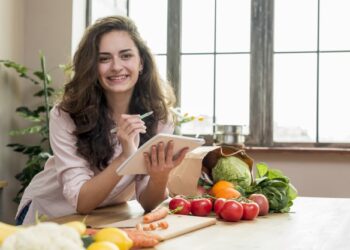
[116,133,205,175]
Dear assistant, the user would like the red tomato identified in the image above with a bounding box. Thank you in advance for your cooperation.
[190,198,212,217]
[219,200,243,222]
[169,196,191,215]
[213,198,226,216]
[248,193,269,216]
[241,202,260,220]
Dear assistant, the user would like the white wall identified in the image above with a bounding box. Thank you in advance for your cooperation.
[0,0,26,225]
[0,0,86,224]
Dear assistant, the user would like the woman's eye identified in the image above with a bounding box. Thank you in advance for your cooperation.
[98,56,111,63]
[121,53,132,60]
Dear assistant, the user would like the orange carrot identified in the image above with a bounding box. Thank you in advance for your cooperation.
[136,223,143,231]
[143,206,169,223]
[157,221,169,230]
[149,222,157,230]
[123,229,160,248]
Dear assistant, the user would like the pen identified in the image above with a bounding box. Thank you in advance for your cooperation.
[110,111,154,134]
[139,110,154,120]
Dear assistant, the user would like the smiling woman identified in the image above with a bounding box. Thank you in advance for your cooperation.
[15,16,189,225]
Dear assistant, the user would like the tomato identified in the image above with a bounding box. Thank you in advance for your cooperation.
[219,200,243,222]
[190,198,212,217]
[248,193,269,216]
[169,196,191,215]
[241,202,260,220]
[213,198,226,216]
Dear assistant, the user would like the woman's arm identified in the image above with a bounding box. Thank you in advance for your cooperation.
[138,141,188,212]
[76,155,125,214]
[76,114,146,214]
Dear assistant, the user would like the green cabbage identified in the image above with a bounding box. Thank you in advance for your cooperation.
[212,156,252,188]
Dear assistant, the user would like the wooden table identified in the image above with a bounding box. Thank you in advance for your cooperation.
[52,197,350,250]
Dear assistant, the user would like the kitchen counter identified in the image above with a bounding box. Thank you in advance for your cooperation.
[51,197,350,250]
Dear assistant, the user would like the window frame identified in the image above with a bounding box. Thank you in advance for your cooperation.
[87,0,350,149]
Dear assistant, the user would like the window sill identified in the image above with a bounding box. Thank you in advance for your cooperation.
[244,146,350,154]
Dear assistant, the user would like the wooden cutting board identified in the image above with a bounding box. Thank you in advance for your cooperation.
[99,214,217,241]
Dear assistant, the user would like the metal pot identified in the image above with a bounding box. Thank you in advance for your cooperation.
[216,125,243,135]
[214,125,245,146]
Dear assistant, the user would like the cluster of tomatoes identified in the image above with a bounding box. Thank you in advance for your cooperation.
[168,193,269,222]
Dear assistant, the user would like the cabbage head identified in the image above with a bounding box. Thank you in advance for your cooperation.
[212,156,252,188]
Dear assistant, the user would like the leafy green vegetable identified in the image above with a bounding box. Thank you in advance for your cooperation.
[212,156,252,188]
[246,162,297,213]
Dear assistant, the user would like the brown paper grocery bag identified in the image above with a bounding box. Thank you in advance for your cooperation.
[167,145,254,196]
[168,146,220,196]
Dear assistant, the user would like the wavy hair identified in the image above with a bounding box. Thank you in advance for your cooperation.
[59,16,175,170]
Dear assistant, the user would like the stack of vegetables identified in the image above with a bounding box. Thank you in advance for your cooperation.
[199,146,298,214]
[0,219,160,250]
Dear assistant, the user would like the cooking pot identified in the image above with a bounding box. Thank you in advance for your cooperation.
[214,125,245,146]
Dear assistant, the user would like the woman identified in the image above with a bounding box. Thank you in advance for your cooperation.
[16,16,188,225]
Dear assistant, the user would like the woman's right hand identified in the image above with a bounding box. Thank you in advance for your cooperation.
[116,114,147,158]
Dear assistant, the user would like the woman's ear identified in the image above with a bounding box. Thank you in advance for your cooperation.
[139,64,143,74]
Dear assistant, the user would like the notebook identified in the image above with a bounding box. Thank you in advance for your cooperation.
[116,133,205,175]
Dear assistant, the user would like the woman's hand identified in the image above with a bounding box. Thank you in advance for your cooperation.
[143,140,189,183]
[116,114,146,158]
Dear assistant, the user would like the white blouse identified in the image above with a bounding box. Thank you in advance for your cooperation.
[16,106,174,225]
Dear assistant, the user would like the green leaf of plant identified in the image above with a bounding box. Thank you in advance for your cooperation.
[9,125,42,136]
[33,87,55,97]
[1,60,28,77]
[256,162,268,178]
[33,71,52,84]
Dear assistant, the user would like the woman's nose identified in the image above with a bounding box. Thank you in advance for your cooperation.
[111,56,123,70]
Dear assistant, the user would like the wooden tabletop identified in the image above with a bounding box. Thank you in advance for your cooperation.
[52,197,350,250]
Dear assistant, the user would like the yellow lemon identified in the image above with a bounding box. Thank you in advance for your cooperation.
[94,228,133,250]
[63,221,87,235]
[87,241,120,250]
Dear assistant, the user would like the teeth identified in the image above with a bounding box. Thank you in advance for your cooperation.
[109,75,126,80]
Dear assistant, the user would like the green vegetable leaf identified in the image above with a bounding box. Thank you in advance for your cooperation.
[256,162,268,177]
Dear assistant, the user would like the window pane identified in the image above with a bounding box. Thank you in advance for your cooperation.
[154,55,167,82]
[273,54,317,142]
[91,0,127,23]
[319,52,350,142]
[182,0,215,53]
[216,54,250,126]
[129,0,167,54]
[274,0,318,51]
[216,0,251,52]
[320,0,350,50]
[181,55,214,134]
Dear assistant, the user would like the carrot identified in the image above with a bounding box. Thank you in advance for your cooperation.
[136,223,143,231]
[157,221,169,230]
[149,223,157,230]
[123,229,160,248]
[143,206,169,223]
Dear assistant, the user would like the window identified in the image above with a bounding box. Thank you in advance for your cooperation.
[89,0,350,148]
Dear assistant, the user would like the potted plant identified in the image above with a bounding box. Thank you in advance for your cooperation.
[0,52,67,203]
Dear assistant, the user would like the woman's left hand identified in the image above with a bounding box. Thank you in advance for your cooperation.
[143,140,189,182]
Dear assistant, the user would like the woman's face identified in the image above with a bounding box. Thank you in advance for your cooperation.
[97,30,142,96]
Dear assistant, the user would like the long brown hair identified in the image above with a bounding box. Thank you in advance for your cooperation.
[60,16,175,170]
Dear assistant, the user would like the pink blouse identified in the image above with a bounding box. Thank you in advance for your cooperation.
[16,106,174,225]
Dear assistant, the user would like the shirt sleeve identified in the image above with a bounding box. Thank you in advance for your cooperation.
[49,106,94,209]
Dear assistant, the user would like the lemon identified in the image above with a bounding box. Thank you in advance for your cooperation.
[94,227,133,250]
[63,221,87,235]
[87,241,120,250]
